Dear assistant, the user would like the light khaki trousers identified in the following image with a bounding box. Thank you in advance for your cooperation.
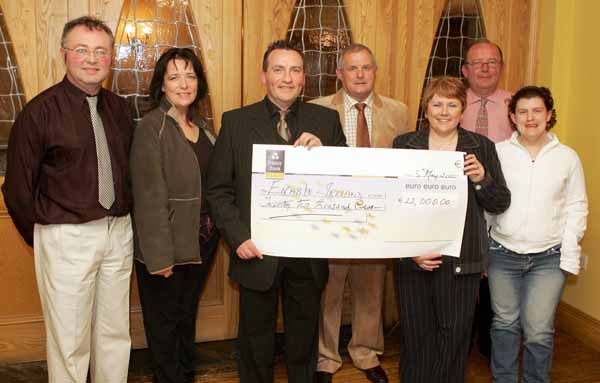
[317,260,386,373]
[34,215,133,383]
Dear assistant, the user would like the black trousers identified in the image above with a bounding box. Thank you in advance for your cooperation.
[237,257,321,383]
[395,259,480,383]
[471,276,493,358]
[136,232,220,383]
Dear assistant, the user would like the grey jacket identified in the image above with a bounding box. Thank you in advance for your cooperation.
[130,97,216,273]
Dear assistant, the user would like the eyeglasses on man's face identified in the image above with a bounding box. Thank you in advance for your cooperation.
[63,46,111,59]
[465,59,501,69]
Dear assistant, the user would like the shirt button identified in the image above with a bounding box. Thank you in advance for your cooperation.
[455,266,462,273]
[474,184,482,191]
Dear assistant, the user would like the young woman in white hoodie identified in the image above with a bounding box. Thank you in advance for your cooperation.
[488,86,588,383]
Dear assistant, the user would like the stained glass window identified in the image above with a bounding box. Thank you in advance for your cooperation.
[0,5,25,174]
[287,0,352,101]
[110,0,212,124]
[417,0,486,130]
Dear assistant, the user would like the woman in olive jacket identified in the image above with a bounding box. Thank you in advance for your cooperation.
[129,48,218,383]
[392,76,510,383]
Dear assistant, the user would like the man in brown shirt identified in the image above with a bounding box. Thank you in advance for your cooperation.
[2,16,134,383]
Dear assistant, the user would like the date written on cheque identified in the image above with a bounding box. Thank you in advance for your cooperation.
[397,196,452,207]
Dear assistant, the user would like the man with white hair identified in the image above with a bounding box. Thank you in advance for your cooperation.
[311,43,409,383]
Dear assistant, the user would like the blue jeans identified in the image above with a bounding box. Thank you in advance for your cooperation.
[488,239,566,383]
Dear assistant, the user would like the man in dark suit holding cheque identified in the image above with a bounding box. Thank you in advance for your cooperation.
[206,40,346,383]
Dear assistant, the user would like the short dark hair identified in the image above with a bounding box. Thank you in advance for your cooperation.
[61,16,114,47]
[149,48,208,121]
[421,76,467,113]
[463,39,504,64]
[337,43,377,69]
[508,86,557,130]
[262,40,304,71]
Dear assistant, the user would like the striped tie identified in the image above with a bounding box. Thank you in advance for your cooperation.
[86,96,115,210]
[476,97,489,137]
[277,110,290,142]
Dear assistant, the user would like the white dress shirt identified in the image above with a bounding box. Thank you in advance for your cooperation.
[343,92,374,148]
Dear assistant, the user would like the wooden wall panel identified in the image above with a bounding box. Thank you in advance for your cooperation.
[322,0,447,130]
[218,0,244,339]
[506,0,534,88]
[0,193,43,362]
[0,315,46,363]
[481,0,535,91]
[89,0,123,33]
[0,0,242,362]
[346,0,377,48]
[1,0,38,100]
[0,0,541,135]
[0,215,37,314]
[242,0,293,105]
[35,0,68,90]
[345,0,444,324]
[0,143,41,362]
[67,0,89,20]
[240,0,448,129]
[238,0,540,330]
[374,1,407,102]
[222,0,242,113]
[190,0,241,343]
[556,302,600,353]
[401,0,446,130]
[0,0,540,363]
[192,0,223,129]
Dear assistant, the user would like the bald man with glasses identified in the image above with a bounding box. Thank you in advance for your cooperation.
[461,40,513,142]
[461,39,513,361]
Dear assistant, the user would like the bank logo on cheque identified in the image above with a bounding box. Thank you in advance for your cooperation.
[266,150,285,179]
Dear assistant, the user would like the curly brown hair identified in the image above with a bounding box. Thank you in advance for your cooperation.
[508,86,557,130]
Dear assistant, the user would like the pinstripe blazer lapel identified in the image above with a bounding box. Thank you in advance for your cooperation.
[456,127,480,151]
[404,127,430,149]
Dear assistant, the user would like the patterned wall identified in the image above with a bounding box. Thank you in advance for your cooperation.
[416,0,486,130]
[0,5,25,174]
[287,0,352,101]
[110,0,213,124]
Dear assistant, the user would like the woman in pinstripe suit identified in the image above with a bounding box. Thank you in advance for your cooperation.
[392,76,511,383]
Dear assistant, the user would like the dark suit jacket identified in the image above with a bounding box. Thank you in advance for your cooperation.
[206,99,347,291]
[393,127,511,275]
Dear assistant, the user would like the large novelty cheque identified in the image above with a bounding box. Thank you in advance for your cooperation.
[251,145,468,258]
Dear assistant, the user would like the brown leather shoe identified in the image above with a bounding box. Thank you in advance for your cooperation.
[364,365,388,383]
[315,371,332,383]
